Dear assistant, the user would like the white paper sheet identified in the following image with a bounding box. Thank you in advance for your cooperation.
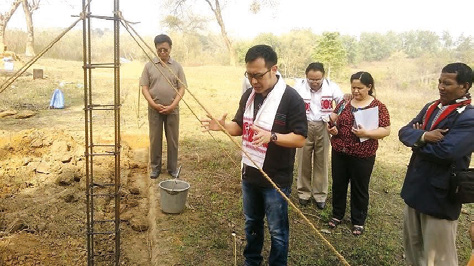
[353,106,379,142]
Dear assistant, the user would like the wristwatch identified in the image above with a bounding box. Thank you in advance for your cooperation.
[270,132,277,142]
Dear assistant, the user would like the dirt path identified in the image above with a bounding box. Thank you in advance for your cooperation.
[148,178,168,265]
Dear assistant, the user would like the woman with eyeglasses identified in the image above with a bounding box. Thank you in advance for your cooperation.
[326,71,391,236]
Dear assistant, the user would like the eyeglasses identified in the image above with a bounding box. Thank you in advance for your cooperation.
[157,48,169,53]
[244,69,271,81]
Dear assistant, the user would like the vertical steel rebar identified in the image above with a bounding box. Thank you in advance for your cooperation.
[82,0,91,265]
[113,0,121,264]
[83,1,121,265]
[87,1,95,263]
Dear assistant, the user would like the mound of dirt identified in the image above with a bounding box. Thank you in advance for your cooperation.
[0,129,151,265]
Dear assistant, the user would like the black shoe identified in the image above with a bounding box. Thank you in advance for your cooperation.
[150,170,160,179]
[168,166,182,178]
[168,170,178,178]
[299,198,310,207]
[315,201,326,210]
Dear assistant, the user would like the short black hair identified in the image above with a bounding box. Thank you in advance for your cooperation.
[351,71,375,96]
[154,34,172,47]
[442,62,473,90]
[305,62,325,75]
[245,45,277,68]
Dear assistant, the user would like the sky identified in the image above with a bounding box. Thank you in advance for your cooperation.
[4,0,474,39]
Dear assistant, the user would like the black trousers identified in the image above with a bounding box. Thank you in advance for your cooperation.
[331,150,375,226]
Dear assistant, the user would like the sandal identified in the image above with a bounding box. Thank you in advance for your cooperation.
[352,225,364,236]
[328,218,341,229]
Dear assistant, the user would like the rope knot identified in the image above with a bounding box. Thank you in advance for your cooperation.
[114,10,123,19]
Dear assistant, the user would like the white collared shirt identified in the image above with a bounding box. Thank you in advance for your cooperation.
[294,78,344,121]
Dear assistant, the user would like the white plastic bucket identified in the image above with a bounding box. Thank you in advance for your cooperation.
[159,179,190,214]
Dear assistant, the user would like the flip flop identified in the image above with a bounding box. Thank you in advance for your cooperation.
[352,225,364,236]
[328,218,341,229]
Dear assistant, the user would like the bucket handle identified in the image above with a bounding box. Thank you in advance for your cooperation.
[171,166,182,192]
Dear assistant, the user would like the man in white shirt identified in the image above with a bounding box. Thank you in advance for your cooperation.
[295,62,344,209]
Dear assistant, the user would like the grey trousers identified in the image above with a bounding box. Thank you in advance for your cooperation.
[296,121,329,202]
[148,106,179,173]
[403,205,458,266]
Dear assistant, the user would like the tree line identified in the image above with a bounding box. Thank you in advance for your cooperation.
[170,29,473,78]
[3,27,473,80]
[2,0,472,80]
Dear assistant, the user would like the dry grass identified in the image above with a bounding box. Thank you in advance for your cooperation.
[1,57,472,265]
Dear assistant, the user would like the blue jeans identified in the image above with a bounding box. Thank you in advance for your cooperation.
[242,180,291,266]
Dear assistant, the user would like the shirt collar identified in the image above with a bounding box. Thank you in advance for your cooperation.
[259,75,279,97]
[438,95,470,107]
[153,56,172,65]
[455,95,469,103]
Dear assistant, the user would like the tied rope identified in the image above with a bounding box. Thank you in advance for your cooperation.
[119,14,350,266]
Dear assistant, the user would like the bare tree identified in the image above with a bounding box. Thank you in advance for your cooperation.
[203,0,236,65]
[162,12,208,33]
[21,0,40,56]
[249,0,276,14]
[167,0,236,66]
[0,0,22,52]
[162,13,208,62]
[166,0,278,66]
